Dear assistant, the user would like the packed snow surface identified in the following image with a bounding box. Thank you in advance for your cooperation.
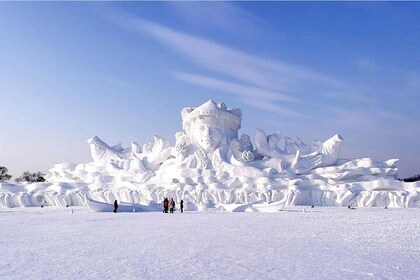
[1,206,419,279]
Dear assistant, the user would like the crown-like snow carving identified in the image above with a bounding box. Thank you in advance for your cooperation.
[181,100,242,134]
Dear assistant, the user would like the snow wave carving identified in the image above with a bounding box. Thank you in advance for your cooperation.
[1,100,419,210]
[1,188,416,209]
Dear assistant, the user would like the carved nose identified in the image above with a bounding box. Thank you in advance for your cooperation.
[203,127,211,136]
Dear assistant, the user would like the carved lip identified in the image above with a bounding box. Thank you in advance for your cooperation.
[202,139,213,144]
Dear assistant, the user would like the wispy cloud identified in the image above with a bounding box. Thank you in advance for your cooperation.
[137,20,343,92]
[173,72,305,117]
[173,72,292,102]
[100,8,388,119]
[102,9,346,92]
[98,75,133,89]
[325,107,411,142]
[356,57,378,70]
[167,2,270,35]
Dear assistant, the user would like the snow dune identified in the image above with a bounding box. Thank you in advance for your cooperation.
[1,207,419,279]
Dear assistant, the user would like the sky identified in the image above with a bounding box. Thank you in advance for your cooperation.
[0,2,419,179]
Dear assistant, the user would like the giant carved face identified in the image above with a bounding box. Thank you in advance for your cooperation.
[191,122,224,153]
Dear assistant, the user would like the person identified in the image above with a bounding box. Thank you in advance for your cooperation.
[113,200,118,213]
[169,198,176,213]
[163,198,169,213]
[180,199,184,213]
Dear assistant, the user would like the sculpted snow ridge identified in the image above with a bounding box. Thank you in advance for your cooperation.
[1,100,419,210]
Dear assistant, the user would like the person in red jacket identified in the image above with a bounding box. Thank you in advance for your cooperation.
[163,198,169,213]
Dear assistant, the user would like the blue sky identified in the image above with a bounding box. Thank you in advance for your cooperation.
[0,2,419,178]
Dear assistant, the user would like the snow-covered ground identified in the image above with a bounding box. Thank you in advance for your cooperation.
[1,207,419,280]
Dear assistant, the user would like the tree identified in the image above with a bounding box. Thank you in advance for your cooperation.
[0,166,12,182]
[15,171,46,183]
[402,174,420,183]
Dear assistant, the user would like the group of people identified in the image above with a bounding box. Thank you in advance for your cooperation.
[112,198,184,213]
[163,198,184,213]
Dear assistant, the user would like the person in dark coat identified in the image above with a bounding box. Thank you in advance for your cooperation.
[163,198,169,213]
[180,199,184,213]
[113,200,118,213]
[169,198,176,213]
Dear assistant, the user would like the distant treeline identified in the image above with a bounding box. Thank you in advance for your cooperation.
[402,174,420,182]
[0,166,45,183]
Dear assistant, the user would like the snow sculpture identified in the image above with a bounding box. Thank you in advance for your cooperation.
[254,129,344,174]
[1,100,419,211]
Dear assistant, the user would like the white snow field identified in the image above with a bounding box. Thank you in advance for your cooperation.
[1,207,419,280]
